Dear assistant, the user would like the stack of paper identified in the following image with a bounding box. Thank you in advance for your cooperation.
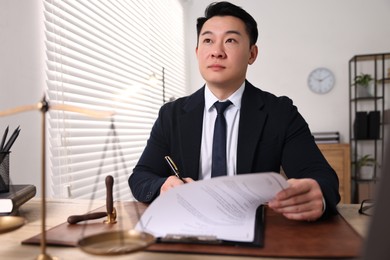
[136,172,288,244]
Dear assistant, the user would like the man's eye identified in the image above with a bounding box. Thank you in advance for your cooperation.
[226,38,237,43]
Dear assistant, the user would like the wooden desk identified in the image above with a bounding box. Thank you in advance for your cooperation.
[1,199,368,260]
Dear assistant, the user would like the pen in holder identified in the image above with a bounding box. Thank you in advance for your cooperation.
[0,152,10,193]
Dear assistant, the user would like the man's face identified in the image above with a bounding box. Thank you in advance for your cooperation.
[196,16,257,90]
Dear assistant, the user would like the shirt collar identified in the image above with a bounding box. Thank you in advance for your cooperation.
[204,82,245,111]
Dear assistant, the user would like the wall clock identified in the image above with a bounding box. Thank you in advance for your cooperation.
[307,67,335,94]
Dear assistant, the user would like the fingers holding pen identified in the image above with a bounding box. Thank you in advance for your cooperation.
[160,176,184,193]
[160,175,193,194]
[182,177,194,183]
[161,155,194,194]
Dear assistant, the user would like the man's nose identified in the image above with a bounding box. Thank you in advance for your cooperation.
[211,44,226,58]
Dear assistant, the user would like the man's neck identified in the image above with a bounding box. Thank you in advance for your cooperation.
[207,80,245,100]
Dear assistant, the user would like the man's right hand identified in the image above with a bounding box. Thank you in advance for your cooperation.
[160,176,194,194]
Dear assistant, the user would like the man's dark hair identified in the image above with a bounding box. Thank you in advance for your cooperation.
[196,1,258,47]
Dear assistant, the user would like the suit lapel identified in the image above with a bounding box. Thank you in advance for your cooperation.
[178,87,205,180]
[237,82,267,174]
[177,83,267,177]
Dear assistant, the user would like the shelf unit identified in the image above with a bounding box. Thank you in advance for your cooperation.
[349,53,390,203]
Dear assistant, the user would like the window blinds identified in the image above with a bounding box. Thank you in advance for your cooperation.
[44,0,186,200]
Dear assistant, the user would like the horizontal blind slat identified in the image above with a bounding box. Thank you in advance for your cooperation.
[45,0,185,200]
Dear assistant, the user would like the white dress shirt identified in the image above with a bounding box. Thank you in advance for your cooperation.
[199,83,245,180]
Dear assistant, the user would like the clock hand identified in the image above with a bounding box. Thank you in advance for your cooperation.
[320,74,331,81]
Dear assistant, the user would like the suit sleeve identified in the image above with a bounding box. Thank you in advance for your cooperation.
[279,97,340,218]
[128,105,172,203]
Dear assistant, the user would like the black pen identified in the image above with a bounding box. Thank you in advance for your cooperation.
[164,156,187,183]
[3,126,20,152]
[0,126,9,151]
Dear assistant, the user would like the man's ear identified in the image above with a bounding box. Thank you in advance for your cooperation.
[248,44,258,65]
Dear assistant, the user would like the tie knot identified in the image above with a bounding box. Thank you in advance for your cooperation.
[214,101,232,115]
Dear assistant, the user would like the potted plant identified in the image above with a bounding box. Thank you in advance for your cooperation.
[354,73,374,97]
[355,154,377,180]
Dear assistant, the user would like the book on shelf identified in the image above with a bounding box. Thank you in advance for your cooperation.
[0,185,36,215]
[313,132,340,144]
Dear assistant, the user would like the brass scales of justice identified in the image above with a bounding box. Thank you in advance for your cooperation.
[0,96,155,259]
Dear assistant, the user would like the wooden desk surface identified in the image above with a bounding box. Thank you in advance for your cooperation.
[0,199,369,260]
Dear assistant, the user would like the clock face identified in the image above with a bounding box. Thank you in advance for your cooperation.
[308,68,335,94]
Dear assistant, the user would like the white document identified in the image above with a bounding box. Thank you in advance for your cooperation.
[135,172,288,242]
[0,199,13,213]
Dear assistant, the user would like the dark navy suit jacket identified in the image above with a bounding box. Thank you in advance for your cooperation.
[129,81,340,217]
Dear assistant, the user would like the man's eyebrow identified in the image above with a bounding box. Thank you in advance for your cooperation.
[200,31,213,36]
[225,30,242,36]
[200,30,242,37]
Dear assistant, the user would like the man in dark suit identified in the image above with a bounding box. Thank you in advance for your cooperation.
[129,1,340,221]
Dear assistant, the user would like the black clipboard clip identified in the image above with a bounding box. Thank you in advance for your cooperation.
[159,234,222,244]
[157,205,265,247]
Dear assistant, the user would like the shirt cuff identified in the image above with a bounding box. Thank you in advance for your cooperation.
[322,196,326,213]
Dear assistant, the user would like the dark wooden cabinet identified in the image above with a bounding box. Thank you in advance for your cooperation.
[318,143,351,204]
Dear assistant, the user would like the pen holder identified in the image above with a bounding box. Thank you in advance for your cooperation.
[0,152,10,193]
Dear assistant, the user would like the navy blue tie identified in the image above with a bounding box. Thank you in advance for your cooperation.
[211,101,232,178]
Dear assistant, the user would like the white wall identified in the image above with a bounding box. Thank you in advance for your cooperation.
[0,1,44,195]
[1,0,389,196]
[183,0,390,143]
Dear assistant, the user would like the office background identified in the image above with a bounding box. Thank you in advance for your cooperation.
[1,0,389,196]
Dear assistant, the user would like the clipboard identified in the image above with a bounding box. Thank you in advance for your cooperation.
[157,204,265,247]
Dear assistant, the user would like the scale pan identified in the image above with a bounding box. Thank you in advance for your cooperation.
[0,216,25,234]
[78,229,155,255]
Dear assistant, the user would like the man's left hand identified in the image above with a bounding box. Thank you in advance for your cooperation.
[268,178,324,221]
